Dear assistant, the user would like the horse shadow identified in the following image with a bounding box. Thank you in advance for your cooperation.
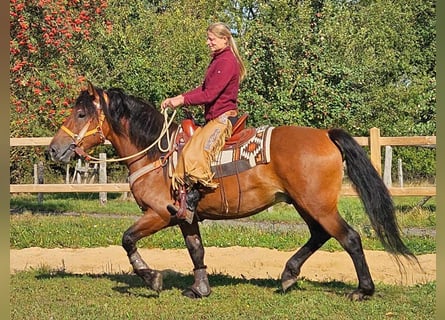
[35,268,355,299]
[98,269,282,298]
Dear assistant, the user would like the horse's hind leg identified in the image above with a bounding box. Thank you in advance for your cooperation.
[281,208,374,301]
[178,220,211,298]
[315,211,375,301]
[281,218,332,292]
[334,220,375,300]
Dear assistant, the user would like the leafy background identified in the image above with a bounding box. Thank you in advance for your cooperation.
[9,0,436,183]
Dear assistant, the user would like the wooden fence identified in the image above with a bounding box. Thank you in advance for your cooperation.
[9,127,436,197]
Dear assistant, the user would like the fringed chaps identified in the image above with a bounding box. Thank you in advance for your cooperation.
[172,113,233,190]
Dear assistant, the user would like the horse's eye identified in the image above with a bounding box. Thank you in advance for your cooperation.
[77,110,86,119]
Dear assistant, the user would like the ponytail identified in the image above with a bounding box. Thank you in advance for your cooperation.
[207,22,247,82]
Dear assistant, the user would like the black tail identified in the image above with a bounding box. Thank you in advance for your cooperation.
[328,128,415,260]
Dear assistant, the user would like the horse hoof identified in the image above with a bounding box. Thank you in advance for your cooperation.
[182,288,202,299]
[182,285,211,299]
[136,269,163,293]
[281,269,298,292]
[150,270,163,293]
[281,278,298,292]
[347,289,372,301]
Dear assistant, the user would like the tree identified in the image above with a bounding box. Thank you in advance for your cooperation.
[10,0,109,183]
[10,0,436,183]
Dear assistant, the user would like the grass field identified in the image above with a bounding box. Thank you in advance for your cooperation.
[10,194,436,254]
[9,194,436,319]
[10,269,435,320]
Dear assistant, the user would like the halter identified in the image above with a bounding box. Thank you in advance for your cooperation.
[61,101,106,149]
[60,92,178,165]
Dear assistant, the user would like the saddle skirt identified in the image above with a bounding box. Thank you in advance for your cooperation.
[169,123,274,179]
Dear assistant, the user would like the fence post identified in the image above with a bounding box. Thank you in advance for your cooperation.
[99,153,107,205]
[75,159,82,183]
[369,127,382,176]
[398,158,404,188]
[383,146,392,187]
[65,164,70,184]
[34,161,44,203]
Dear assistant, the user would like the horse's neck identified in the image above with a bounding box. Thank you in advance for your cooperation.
[106,123,176,172]
[107,137,148,171]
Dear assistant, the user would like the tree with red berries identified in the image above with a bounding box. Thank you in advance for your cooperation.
[10,0,110,183]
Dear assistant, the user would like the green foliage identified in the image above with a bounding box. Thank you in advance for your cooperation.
[10,0,109,136]
[10,0,436,183]
[393,146,436,181]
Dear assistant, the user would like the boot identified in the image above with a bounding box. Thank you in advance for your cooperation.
[176,186,193,223]
[167,185,201,224]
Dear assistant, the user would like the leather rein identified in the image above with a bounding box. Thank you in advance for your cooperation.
[61,99,177,187]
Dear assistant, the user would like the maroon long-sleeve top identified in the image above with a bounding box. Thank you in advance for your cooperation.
[182,46,240,122]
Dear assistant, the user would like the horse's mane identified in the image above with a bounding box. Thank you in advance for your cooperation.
[76,87,174,156]
[106,88,167,148]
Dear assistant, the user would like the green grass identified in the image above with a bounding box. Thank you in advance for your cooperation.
[10,193,142,216]
[248,198,436,228]
[10,268,435,320]
[10,194,437,226]
[9,212,436,254]
[9,195,436,319]
[10,195,436,254]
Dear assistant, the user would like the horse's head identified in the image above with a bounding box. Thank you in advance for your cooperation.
[49,82,107,163]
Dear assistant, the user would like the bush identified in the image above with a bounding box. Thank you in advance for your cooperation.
[10,0,436,184]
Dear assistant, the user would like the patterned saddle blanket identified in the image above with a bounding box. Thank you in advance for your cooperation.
[170,125,274,179]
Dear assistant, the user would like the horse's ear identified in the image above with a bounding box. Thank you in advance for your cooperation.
[87,81,95,96]
[86,81,100,104]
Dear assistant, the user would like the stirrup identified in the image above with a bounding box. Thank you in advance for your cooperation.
[166,204,194,224]
[167,187,194,224]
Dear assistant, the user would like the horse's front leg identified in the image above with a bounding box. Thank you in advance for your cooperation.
[121,210,170,293]
[179,220,211,298]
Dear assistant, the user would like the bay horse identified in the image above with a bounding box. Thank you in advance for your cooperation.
[48,82,415,301]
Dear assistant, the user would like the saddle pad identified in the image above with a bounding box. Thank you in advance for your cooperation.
[169,126,274,179]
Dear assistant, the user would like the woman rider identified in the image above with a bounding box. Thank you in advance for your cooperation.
[161,22,247,222]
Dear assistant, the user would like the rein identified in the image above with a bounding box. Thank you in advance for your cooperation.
[65,105,177,163]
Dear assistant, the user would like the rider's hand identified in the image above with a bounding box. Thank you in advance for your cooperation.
[161,98,173,110]
[161,95,184,110]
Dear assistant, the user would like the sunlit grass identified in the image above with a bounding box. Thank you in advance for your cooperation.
[10,268,436,320]
[10,194,436,227]
[10,193,142,215]
[10,194,435,254]
[10,211,435,254]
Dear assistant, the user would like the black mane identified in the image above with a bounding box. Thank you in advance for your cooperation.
[76,86,176,157]
[106,88,167,147]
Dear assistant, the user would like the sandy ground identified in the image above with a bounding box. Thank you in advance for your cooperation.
[10,246,435,286]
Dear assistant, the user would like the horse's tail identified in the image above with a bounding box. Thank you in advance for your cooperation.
[328,128,416,261]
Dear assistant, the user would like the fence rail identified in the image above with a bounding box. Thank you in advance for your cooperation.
[8,183,436,197]
[10,127,436,197]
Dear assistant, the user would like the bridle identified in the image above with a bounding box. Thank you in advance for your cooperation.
[61,112,106,146]
[60,97,177,164]
[60,101,106,161]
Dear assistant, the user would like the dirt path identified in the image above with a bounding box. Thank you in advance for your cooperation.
[10,246,435,286]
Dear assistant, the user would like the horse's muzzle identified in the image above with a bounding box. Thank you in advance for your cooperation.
[48,143,77,163]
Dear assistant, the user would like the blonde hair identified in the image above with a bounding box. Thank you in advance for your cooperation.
[207,22,247,82]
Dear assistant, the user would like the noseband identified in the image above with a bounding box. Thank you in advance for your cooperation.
[60,102,106,159]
